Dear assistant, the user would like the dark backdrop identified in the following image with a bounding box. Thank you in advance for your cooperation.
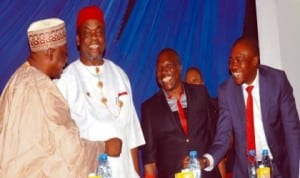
[0,0,246,117]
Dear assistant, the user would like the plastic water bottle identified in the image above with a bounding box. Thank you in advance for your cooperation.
[261,149,272,169]
[257,149,272,178]
[188,150,201,178]
[96,153,112,178]
[247,149,257,178]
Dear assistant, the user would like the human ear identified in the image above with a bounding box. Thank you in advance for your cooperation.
[76,34,80,46]
[46,48,55,61]
[252,55,259,66]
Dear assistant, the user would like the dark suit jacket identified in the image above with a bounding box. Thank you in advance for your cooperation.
[141,83,220,178]
[210,65,300,178]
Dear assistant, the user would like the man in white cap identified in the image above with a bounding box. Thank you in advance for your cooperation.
[0,18,121,178]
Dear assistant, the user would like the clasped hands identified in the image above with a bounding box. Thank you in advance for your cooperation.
[104,137,122,157]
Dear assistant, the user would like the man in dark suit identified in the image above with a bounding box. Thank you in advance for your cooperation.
[195,37,300,178]
[184,66,232,178]
[141,48,221,178]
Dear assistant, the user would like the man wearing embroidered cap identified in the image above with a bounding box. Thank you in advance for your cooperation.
[55,5,145,178]
[0,18,114,177]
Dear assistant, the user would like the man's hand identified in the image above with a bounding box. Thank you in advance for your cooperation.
[199,156,210,169]
[182,155,190,168]
[144,163,157,178]
[105,137,122,157]
[182,156,210,169]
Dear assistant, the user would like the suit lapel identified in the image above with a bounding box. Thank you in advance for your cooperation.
[231,81,245,125]
[185,84,196,136]
[229,79,248,151]
[258,67,270,138]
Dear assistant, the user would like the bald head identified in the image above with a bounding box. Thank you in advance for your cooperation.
[232,37,259,59]
[156,48,181,66]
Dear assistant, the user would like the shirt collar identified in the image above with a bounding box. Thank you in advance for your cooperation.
[162,86,188,111]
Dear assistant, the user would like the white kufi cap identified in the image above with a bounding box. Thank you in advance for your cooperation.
[27,18,66,52]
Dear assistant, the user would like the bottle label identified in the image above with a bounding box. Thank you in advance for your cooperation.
[175,169,194,178]
[257,167,271,178]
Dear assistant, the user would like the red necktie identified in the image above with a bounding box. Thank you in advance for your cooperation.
[246,86,256,152]
[177,98,188,135]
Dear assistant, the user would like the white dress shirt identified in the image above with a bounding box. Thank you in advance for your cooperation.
[242,72,273,161]
[205,71,273,171]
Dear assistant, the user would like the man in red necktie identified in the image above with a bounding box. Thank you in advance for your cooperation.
[194,37,300,178]
[141,48,221,178]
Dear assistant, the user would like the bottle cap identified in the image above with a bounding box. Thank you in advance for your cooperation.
[262,149,268,156]
[189,150,197,158]
[249,149,256,156]
[98,153,108,162]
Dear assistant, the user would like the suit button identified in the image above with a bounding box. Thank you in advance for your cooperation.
[186,138,190,143]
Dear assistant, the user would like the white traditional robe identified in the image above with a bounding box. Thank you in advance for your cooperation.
[0,62,104,178]
[55,59,145,178]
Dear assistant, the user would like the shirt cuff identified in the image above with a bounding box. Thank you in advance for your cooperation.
[203,153,214,171]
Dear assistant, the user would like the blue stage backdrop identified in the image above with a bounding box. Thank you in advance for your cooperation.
[0,0,245,117]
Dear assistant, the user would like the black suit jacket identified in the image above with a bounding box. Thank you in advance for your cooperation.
[141,83,220,178]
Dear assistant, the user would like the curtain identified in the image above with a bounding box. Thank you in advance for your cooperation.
[0,0,245,116]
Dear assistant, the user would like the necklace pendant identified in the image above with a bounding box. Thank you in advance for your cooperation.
[95,67,100,74]
[118,101,124,108]
[98,81,103,88]
[101,97,107,104]
[95,68,123,118]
